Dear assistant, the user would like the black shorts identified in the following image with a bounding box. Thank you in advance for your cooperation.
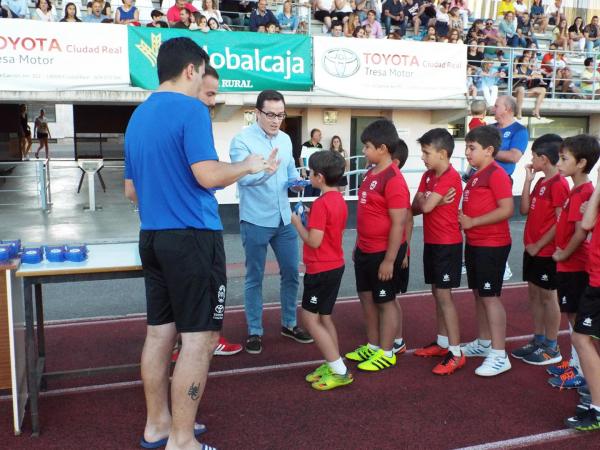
[37,132,48,140]
[355,243,408,303]
[465,244,511,297]
[314,10,331,22]
[423,243,462,289]
[398,255,409,294]
[139,229,226,332]
[522,252,557,290]
[302,266,344,315]
[557,271,589,313]
[574,285,600,338]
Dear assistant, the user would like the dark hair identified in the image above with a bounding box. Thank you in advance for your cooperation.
[464,125,501,156]
[392,139,409,169]
[256,90,285,110]
[156,37,209,84]
[329,135,344,152]
[360,119,400,155]
[150,8,163,18]
[308,150,346,186]
[531,133,562,165]
[585,57,594,67]
[560,134,600,173]
[352,26,365,37]
[417,128,455,158]
[310,128,321,138]
[331,20,342,29]
[63,2,79,18]
[203,64,219,80]
[207,17,220,28]
[36,0,52,10]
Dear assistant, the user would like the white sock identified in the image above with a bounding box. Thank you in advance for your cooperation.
[437,335,449,348]
[448,345,461,357]
[478,339,492,347]
[327,357,347,375]
[367,343,380,351]
[490,348,506,358]
[394,337,404,346]
[383,349,393,358]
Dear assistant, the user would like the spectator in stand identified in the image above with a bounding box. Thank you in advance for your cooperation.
[476,60,503,107]
[467,65,478,98]
[173,8,193,28]
[362,9,384,38]
[86,0,110,17]
[0,1,14,17]
[352,25,367,37]
[202,0,231,28]
[277,0,299,33]
[167,0,197,26]
[84,0,109,22]
[530,0,547,33]
[404,0,426,34]
[448,7,463,36]
[329,135,349,172]
[353,0,368,21]
[422,24,437,41]
[518,12,537,46]
[314,0,333,32]
[332,0,353,23]
[60,2,81,21]
[434,1,450,38]
[467,19,485,41]
[513,55,546,119]
[554,66,580,98]
[496,0,514,19]
[467,39,484,67]
[499,12,524,48]
[383,0,405,37]
[584,16,600,55]
[552,18,569,50]
[4,0,29,17]
[115,0,139,25]
[448,28,462,43]
[449,0,469,27]
[266,21,278,33]
[344,12,360,36]
[483,18,506,47]
[250,0,279,32]
[34,0,55,21]
[190,12,210,31]
[207,17,224,30]
[546,0,565,26]
[330,20,344,36]
[569,17,585,52]
[513,0,526,19]
[581,57,600,98]
[147,9,168,27]
[421,1,437,28]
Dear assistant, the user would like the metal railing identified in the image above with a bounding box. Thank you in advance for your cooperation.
[0,161,51,210]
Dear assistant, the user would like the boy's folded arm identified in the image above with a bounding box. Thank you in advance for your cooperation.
[532,225,557,253]
[582,184,600,231]
[420,192,445,214]
[471,197,514,228]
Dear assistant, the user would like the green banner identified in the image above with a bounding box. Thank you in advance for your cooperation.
[128,28,313,91]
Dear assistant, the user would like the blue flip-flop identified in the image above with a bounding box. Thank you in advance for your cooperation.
[140,422,207,448]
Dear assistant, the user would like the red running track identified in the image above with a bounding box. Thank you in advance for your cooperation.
[0,284,598,449]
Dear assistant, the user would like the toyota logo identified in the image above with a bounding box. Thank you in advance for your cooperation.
[322,48,360,78]
[215,305,224,314]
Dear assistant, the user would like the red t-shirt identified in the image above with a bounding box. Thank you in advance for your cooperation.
[468,118,486,130]
[303,191,347,275]
[417,165,463,245]
[523,174,569,257]
[357,164,410,253]
[462,161,513,247]
[555,182,593,272]
[587,219,600,287]
[167,4,197,22]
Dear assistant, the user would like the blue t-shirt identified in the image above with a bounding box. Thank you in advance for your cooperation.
[124,92,222,231]
[495,121,529,176]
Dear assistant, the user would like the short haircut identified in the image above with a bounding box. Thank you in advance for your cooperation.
[584,57,594,67]
[310,128,321,138]
[308,150,346,186]
[360,119,400,155]
[392,139,409,169]
[331,20,342,29]
[464,125,501,156]
[498,95,517,114]
[417,128,455,158]
[561,134,600,173]
[157,37,209,84]
[531,133,562,165]
[470,99,487,116]
[256,90,285,110]
[203,64,219,80]
[150,9,163,18]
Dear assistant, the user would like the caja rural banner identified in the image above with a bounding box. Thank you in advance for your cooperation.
[313,36,466,100]
[0,19,130,90]
[128,28,313,92]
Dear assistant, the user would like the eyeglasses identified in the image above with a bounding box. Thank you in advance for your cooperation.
[258,109,287,121]
[486,22,493,25]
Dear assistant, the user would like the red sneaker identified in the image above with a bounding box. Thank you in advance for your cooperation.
[432,352,466,375]
[214,336,242,356]
[414,342,449,358]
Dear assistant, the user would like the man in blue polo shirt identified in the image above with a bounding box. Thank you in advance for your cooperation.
[124,37,274,450]
[230,90,313,355]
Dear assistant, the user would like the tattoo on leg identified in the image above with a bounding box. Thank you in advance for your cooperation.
[187,382,200,401]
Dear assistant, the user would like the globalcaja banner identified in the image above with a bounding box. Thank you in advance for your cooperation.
[0,19,130,91]
[313,36,466,100]
[128,28,313,91]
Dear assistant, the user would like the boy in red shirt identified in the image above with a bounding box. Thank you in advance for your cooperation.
[567,163,600,431]
[547,135,600,389]
[459,125,514,377]
[291,150,350,390]
[412,128,465,375]
[345,119,410,371]
[511,134,569,366]
[469,100,487,130]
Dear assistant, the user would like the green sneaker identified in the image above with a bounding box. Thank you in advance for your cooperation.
[311,371,354,391]
[345,344,376,362]
[305,363,331,383]
[357,349,396,372]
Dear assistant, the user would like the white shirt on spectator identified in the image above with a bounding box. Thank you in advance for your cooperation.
[34,8,56,21]
[202,9,224,23]
[546,3,563,16]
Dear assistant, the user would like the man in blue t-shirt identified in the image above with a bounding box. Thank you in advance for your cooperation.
[124,37,276,449]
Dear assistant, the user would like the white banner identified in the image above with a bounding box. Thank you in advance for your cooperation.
[313,36,467,100]
[0,20,130,91]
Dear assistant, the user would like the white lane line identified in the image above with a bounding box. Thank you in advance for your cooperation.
[452,429,579,450]
[0,328,567,402]
[44,283,529,328]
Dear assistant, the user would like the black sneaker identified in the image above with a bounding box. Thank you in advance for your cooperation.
[245,335,262,354]
[565,407,600,431]
[510,339,539,360]
[579,385,591,396]
[281,326,314,344]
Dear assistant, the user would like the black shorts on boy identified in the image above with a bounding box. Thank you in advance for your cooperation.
[301,266,345,315]
[355,243,408,303]
[139,229,227,332]
[573,285,600,338]
[424,243,462,289]
[522,252,557,290]
[465,244,511,297]
[556,271,589,313]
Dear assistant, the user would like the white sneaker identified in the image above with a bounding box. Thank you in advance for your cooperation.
[475,352,512,377]
[503,263,512,281]
[460,339,491,357]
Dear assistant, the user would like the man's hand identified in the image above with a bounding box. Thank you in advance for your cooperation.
[458,210,475,230]
[244,154,268,174]
[378,259,394,281]
[264,148,280,174]
[524,163,535,183]
[441,187,456,205]
[290,178,305,193]
[552,248,566,262]
[525,243,540,257]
